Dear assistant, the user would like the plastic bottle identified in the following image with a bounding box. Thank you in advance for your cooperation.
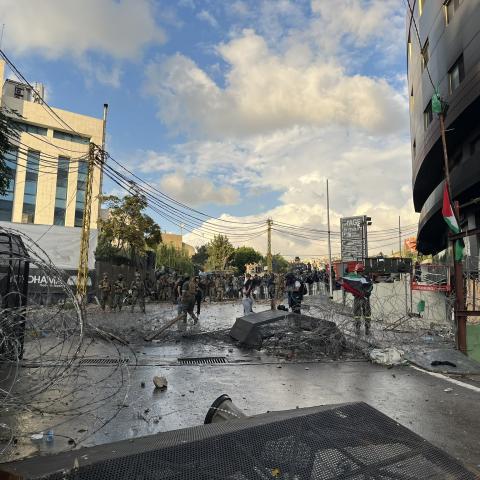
[45,430,54,443]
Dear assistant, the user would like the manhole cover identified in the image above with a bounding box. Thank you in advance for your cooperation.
[78,358,130,366]
[178,357,227,365]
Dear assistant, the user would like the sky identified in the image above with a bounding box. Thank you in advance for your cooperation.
[0,0,418,258]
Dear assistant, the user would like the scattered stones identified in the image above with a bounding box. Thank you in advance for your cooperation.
[153,376,168,390]
[444,388,453,393]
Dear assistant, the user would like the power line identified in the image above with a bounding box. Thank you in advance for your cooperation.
[0,49,83,135]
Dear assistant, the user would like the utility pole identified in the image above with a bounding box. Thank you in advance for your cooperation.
[439,111,467,353]
[266,218,273,273]
[398,216,402,257]
[399,216,409,315]
[98,104,108,217]
[326,179,333,298]
[77,143,96,302]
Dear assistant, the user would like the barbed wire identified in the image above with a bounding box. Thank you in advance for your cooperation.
[0,226,135,460]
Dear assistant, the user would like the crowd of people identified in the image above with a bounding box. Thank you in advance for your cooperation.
[97,264,338,316]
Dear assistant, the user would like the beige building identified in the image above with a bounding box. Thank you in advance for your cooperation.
[161,232,195,257]
[0,60,104,228]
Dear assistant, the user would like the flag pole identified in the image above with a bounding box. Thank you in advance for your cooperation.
[439,111,467,354]
[326,179,333,298]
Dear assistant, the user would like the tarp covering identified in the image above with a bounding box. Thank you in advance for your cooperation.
[0,221,98,269]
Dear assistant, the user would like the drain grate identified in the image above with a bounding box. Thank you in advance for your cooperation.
[178,357,227,365]
[78,358,130,366]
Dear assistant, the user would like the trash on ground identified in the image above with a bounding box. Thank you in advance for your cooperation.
[369,347,404,366]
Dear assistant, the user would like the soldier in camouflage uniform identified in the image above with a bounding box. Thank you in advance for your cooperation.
[112,274,127,312]
[215,275,224,302]
[209,276,216,303]
[98,273,112,311]
[130,272,146,313]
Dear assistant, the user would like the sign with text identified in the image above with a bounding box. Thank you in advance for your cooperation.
[340,216,367,262]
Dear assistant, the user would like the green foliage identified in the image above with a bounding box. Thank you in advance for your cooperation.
[205,234,235,271]
[157,243,194,275]
[191,244,208,268]
[272,253,289,273]
[0,109,19,196]
[231,246,264,274]
[96,195,161,261]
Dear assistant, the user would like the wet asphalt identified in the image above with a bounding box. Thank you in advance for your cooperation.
[1,298,479,474]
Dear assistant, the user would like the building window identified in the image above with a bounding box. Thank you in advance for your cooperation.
[53,130,90,145]
[74,161,88,227]
[0,149,18,221]
[12,120,48,136]
[54,156,69,226]
[421,39,429,72]
[22,150,40,224]
[449,55,465,94]
[445,0,463,24]
[424,101,433,130]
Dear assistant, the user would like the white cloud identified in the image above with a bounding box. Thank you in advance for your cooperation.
[159,172,239,206]
[0,0,165,86]
[228,1,250,17]
[146,29,408,138]
[140,1,417,255]
[142,124,418,255]
[0,0,165,59]
[197,10,218,28]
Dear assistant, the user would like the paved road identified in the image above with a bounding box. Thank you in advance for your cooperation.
[2,299,479,475]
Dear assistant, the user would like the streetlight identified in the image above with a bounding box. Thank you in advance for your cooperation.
[363,216,372,260]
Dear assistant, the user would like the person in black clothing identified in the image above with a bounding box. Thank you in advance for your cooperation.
[290,280,307,314]
[285,270,296,308]
[267,273,275,299]
[194,276,203,316]
[306,272,314,295]
[242,273,254,314]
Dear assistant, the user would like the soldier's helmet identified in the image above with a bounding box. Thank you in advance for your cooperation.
[118,274,123,280]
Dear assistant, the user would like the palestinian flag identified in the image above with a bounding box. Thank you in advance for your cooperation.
[442,182,464,261]
[341,275,373,298]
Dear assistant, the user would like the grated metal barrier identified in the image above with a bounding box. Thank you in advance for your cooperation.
[77,358,130,366]
[177,357,227,365]
[1,402,476,479]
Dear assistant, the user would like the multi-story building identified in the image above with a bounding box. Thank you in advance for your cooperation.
[0,60,104,229]
[161,232,196,257]
[407,0,480,258]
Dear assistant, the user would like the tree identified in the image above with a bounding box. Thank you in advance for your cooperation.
[205,234,234,271]
[191,244,208,268]
[272,253,289,273]
[96,194,161,260]
[157,244,194,275]
[231,246,264,274]
[0,109,19,196]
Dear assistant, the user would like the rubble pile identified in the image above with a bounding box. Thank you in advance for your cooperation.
[260,319,352,360]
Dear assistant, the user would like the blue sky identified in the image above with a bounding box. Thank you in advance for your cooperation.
[0,0,417,255]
